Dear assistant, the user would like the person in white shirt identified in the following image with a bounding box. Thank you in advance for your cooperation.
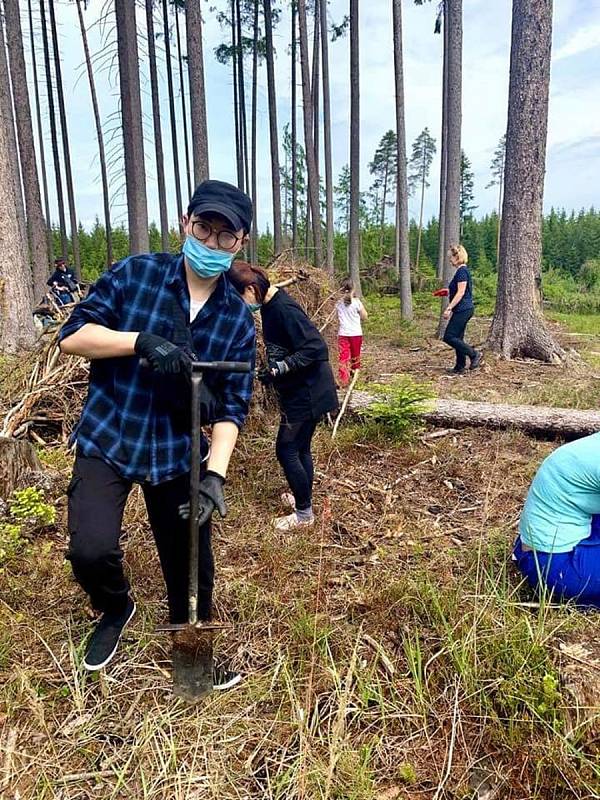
[336,279,368,387]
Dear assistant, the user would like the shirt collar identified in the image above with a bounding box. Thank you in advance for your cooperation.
[166,253,231,309]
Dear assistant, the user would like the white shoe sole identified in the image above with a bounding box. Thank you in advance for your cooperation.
[83,602,137,672]
[213,672,243,691]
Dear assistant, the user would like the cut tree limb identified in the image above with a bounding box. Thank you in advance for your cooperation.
[345,390,600,439]
[0,436,42,500]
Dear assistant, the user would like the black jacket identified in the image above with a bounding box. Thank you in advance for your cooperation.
[261,290,338,422]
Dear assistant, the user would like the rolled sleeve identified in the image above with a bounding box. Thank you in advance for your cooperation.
[213,325,256,429]
[58,269,122,343]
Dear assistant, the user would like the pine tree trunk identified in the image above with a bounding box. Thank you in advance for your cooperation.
[236,0,250,197]
[291,1,298,258]
[311,2,320,181]
[496,156,504,266]
[437,0,461,336]
[76,0,113,265]
[380,161,388,249]
[48,0,81,278]
[162,0,183,225]
[319,0,334,274]
[174,5,192,200]
[348,0,360,291]
[487,0,563,363]
[392,0,412,316]
[415,164,425,272]
[436,0,448,282]
[186,0,209,184]
[39,0,67,260]
[28,0,52,265]
[263,0,282,254]
[116,0,149,253]
[4,0,48,299]
[231,0,242,190]
[250,0,258,263]
[0,100,35,351]
[146,0,169,251]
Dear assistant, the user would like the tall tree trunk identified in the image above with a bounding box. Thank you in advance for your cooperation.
[436,0,448,281]
[76,0,113,265]
[291,0,298,258]
[415,157,425,272]
[236,0,250,196]
[4,0,48,299]
[48,0,81,277]
[116,0,149,253]
[496,155,504,266]
[348,0,360,290]
[231,0,242,189]
[174,5,192,199]
[380,160,388,249]
[263,0,282,254]
[39,0,66,260]
[186,0,209,184]
[0,98,35,351]
[392,0,412,317]
[297,0,322,267]
[28,0,52,264]
[250,0,258,263]
[320,0,334,274]
[487,0,563,362]
[146,0,169,251]
[311,2,319,180]
[437,0,461,334]
[162,0,183,225]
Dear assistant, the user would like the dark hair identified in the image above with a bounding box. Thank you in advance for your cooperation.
[340,278,353,305]
[228,260,271,303]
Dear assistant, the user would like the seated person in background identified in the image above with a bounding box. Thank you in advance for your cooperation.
[47,257,78,305]
[514,432,600,607]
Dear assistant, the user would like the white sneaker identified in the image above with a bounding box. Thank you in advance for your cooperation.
[274,512,315,531]
[280,492,296,510]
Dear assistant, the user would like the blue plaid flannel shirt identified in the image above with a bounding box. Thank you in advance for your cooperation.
[59,253,255,484]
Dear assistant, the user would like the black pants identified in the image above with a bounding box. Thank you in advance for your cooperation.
[443,308,476,370]
[66,452,213,623]
[275,418,318,511]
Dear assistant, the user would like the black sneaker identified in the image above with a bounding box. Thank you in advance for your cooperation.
[83,598,136,671]
[446,367,466,376]
[470,351,483,370]
[213,661,242,691]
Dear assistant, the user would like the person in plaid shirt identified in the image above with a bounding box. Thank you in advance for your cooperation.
[59,181,255,686]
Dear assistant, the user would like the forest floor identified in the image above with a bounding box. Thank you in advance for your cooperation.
[1,298,600,800]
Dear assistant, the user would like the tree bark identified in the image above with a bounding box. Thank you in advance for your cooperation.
[76,0,113,265]
[320,0,334,275]
[348,0,360,291]
[235,0,250,197]
[415,158,425,273]
[4,0,49,300]
[115,0,149,253]
[162,0,183,225]
[437,0,461,336]
[0,98,35,352]
[28,0,52,265]
[186,0,209,184]
[39,0,67,261]
[311,1,319,184]
[250,0,258,263]
[174,5,192,200]
[48,0,81,278]
[0,437,41,500]
[291,1,298,257]
[436,0,448,282]
[487,0,563,362]
[145,0,169,251]
[392,0,412,317]
[231,0,242,189]
[263,0,282,254]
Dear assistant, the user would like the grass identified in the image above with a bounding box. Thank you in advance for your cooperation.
[547,311,600,336]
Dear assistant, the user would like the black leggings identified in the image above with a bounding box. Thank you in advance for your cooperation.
[66,452,213,623]
[443,308,476,369]
[275,419,318,511]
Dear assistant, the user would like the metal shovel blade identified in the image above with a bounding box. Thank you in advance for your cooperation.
[171,627,213,701]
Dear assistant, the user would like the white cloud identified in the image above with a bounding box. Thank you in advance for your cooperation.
[554,23,600,61]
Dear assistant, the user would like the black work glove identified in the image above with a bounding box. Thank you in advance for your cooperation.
[257,359,289,385]
[178,470,227,526]
[135,332,192,375]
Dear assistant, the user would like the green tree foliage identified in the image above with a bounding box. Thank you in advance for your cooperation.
[368,130,397,228]
[460,150,477,227]
[280,122,306,239]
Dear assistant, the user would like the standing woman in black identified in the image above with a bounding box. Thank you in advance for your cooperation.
[228,263,338,531]
[442,244,483,375]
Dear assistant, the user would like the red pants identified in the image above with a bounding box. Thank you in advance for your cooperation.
[338,335,363,386]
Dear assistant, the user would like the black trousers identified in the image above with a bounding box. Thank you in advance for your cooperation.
[66,452,213,623]
[443,308,476,369]
[275,418,318,511]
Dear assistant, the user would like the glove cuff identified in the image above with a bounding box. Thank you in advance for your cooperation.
[205,469,226,484]
[133,332,146,355]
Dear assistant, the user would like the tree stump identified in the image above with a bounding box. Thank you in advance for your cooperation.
[0,436,42,500]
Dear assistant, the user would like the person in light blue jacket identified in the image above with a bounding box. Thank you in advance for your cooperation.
[514,432,600,607]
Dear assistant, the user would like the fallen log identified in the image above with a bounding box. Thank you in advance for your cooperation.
[345,390,600,439]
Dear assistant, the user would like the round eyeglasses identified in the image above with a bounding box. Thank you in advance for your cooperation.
[191,220,242,251]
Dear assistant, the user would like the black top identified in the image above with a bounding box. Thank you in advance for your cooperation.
[448,265,474,313]
[260,289,338,423]
[48,267,77,291]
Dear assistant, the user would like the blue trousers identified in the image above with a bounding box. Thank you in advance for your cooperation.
[514,515,600,607]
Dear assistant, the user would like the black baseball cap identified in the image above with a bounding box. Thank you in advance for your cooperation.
[187,180,253,233]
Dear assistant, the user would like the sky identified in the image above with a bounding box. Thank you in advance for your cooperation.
[25,0,600,234]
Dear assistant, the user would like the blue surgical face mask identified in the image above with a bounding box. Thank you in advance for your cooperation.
[248,302,261,313]
[183,235,234,278]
